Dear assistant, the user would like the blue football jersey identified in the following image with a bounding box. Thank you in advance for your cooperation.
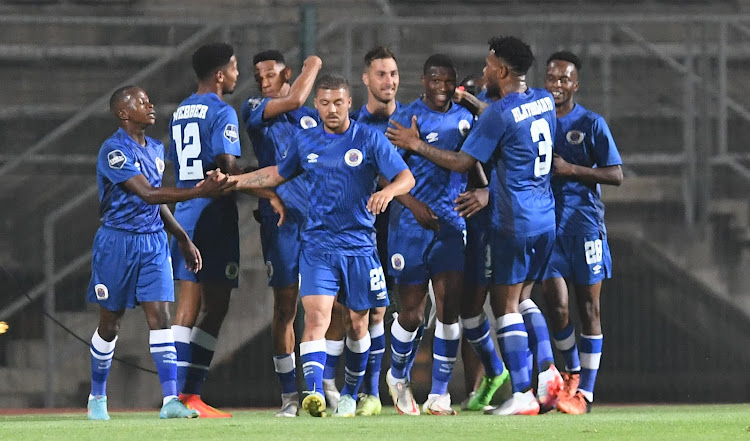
[167,93,241,228]
[462,88,557,236]
[96,128,166,233]
[350,102,403,134]
[389,99,474,230]
[241,96,319,218]
[553,104,622,236]
[277,121,408,255]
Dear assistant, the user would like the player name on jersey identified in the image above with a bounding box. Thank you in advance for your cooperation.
[173,104,209,121]
[511,97,555,123]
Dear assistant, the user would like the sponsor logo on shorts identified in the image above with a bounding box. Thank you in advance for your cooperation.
[344,149,363,167]
[107,150,126,169]
[592,264,602,275]
[225,262,239,280]
[224,124,239,143]
[265,260,274,279]
[300,116,318,129]
[155,157,165,174]
[458,119,471,136]
[566,130,585,145]
[94,283,109,300]
[391,253,405,271]
[376,291,387,301]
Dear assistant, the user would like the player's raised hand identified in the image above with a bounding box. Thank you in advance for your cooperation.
[367,189,394,214]
[178,237,202,273]
[408,199,440,231]
[269,193,287,226]
[453,86,469,103]
[386,115,421,151]
[454,188,489,218]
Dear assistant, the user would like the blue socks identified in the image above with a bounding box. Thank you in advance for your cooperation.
[300,339,327,394]
[460,314,505,378]
[430,320,460,396]
[273,353,297,395]
[496,313,531,393]
[90,329,116,397]
[341,334,371,398]
[149,328,178,402]
[364,321,385,396]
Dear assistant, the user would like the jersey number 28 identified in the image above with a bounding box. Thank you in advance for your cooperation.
[530,118,552,177]
[172,122,204,181]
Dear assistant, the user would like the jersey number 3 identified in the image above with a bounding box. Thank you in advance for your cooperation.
[531,118,552,177]
[172,122,204,181]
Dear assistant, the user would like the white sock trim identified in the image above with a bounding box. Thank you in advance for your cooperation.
[346,333,371,353]
[149,328,175,346]
[190,327,217,351]
[518,299,538,314]
[460,314,486,330]
[554,332,577,351]
[325,339,345,356]
[391,318,418,343]
[171,325,191,344]
[300,339,326,355]
[434,320,460,340]
[273,353,296,373]
[496,313,523,329]
[92,328,117,354]
[369,320,385,338]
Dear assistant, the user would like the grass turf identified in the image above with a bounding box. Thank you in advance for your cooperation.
[1,404,749,441]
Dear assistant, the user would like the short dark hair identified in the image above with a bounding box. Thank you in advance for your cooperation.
[253,49,286,67]
[109,85,138,114]
[314,73,350,93]
[488,36,534,76]
[546,50,582,71]
[423,53,456,76]
[192,42,234,81]
[364,46,397,68]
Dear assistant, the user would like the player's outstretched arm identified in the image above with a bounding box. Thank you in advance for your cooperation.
[263,55,323,120]
[453,88,489,116]
[122,172,235,205]
[160,204,202,273]
[386,115,477,173]
[367,169,415,214]
[553,154,623,186]
[225,165,288,191]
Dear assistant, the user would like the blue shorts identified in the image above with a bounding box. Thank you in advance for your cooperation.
[87,227,174,311]
[464,209,491,287]
[299,248,390,312]
[489,228,555,285]
[259,211,304,288]
[388,221,465,285]
[171,198,239,287]
[543,233,612,285]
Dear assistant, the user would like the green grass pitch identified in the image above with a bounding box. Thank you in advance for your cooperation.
[2,404,749,441]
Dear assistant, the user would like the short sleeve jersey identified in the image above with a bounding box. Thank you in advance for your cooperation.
[350,101,403,134]
[461,88,557,236]
[96,128,166,233]
[389,99,474,230]
[167,93,241,228]
[553,103,622,236]
[241,96,319,217]
[277,121,408,255]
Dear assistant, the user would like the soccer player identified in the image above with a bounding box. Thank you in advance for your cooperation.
[384,54,474,416]
[389,36,564,416]
[331,45,402,416]
[219,73,414,418]
[87,85,233,420]
[452,77,511,412]
[541,51,623,414]
[241,49,322,417]
[168,42,284,418]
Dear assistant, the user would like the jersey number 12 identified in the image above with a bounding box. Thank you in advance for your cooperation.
[172,122,204,181]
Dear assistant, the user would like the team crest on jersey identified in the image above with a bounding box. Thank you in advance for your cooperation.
[344,149,363,167]
[425,132,439,143]
[225,262,239,280]
[566,130,585,145]
[265,260,274,279]
[247,97,262,110]
[155,157,165,174]
[224,124,239,143]
[391,253,405,271]
[94,283,109,300]
[107,150,126,170]
[300,116,318,129]
[458,119,471,136]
